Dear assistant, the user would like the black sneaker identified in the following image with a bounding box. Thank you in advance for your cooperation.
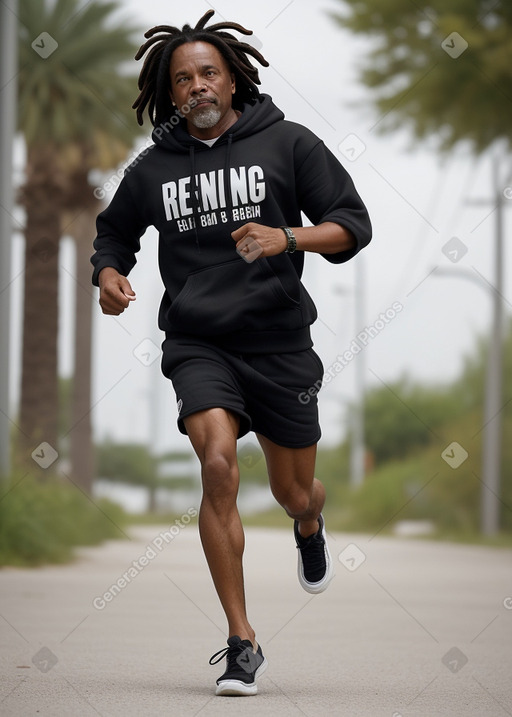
[294,513,334,593]
[209,635,268,696]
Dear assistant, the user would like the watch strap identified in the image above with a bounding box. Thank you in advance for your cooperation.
[280,226,297,253]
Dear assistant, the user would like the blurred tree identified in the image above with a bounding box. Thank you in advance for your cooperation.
[331,0,512,152]
[345,317,512,467]
[62,133,142,494]
[332,1,511,533]
[453,315,512,408]
[96,439,159,486]
[96,438,159,511]
[358,377,461,465]
[17,0,141,477]
[62,200,101,495]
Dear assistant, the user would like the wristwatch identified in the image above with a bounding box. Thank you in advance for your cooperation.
[280,226,297,254]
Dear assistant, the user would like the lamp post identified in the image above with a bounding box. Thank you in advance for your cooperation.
[479,156,506,535]
[334,252,366,487]
[351,254,366,487]
[433,153,508,535]
[0,0,18,479]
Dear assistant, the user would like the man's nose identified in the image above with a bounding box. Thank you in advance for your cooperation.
[191,77,207,94]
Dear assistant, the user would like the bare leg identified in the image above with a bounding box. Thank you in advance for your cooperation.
[184,408,255,644]
[256,434,324,537]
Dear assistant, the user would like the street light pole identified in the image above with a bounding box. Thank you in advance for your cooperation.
[0,0,18,479]
[480,155,505,535]
[438,152,508,535]
[350,254,366,487]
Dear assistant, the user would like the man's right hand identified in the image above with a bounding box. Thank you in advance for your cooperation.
[98,267,136,315]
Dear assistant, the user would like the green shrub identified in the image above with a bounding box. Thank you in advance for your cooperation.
[323,410,512,537]
[0,474,127,566]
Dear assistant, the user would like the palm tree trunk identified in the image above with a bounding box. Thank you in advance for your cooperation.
[65,204,99,494]
[18,146,63,466]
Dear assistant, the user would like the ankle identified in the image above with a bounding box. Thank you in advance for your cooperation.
[298,517,320,538]
[231,628,256,646]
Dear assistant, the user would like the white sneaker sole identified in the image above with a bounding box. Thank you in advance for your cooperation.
[297,516,334,594]
[215,657,268,696]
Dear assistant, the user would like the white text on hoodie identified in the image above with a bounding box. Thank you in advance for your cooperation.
[162,165,266,223]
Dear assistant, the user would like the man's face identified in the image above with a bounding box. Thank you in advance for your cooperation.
[169,41,237,138]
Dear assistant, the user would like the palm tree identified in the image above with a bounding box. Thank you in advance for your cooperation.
[17,0,142,471]
[62,134,138,493]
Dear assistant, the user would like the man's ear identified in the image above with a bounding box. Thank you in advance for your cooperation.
[231,73,236,94]
[168,89,176,106]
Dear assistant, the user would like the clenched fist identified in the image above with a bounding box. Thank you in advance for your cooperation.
[98,267,136,316]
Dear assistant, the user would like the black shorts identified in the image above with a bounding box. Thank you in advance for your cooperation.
[161,336,324,448]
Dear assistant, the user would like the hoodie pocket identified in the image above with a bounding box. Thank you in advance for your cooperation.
[166,258,304,335]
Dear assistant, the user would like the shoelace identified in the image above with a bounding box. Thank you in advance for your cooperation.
[209,640,246,669]
[297,532,324,555]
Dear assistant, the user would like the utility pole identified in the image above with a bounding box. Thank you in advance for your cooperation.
[480,156,506,535]
[350,254,366,487]
[0,0,18,479]
[468,153,507,535]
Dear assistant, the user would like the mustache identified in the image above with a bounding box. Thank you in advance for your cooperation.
[189,97,217,108]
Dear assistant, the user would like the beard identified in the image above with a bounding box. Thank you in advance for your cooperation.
[189,104,222,129]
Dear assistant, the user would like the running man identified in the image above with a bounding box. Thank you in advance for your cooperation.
[91,10,372,696]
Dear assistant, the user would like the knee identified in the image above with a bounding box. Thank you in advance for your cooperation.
[273,486,311,517]
[201,452,239,502]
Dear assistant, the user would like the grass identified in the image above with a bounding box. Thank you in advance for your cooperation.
[0,473,128,567]
[2,429,511,568]
[127,511,189,526]
[125,508,512,548]
[420,529,512,548]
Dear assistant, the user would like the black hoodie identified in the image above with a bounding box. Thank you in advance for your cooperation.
[91,94,372,355]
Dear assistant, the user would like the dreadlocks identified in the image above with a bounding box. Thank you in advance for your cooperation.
[132,9,269,127]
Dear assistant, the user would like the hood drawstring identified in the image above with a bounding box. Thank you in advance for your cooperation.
[223,134,234,223]
[189,133,234,253]
[189,144,201,252]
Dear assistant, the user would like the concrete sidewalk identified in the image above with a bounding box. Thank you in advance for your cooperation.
[1,524,511,716]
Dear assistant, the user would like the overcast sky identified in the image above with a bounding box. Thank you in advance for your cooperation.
[9,0,512,454]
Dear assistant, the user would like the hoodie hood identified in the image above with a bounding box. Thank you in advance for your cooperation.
[151,93,285,153]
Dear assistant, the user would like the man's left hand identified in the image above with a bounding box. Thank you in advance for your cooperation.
[232,222,288,262]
